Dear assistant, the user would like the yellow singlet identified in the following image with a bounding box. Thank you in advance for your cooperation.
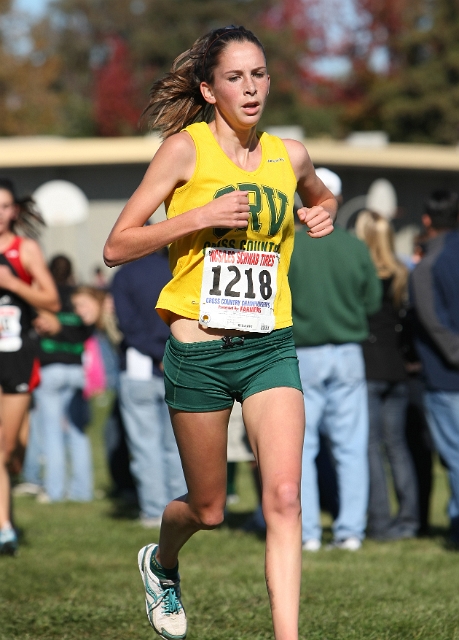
[156,122,297,330]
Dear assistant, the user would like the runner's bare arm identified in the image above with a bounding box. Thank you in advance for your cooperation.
[284,139,336,238]
[0,239,60,311]
[104,132,250,267]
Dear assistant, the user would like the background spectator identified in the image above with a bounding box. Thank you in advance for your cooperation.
[289,169,382,551]
[356,209,419,540]
[72,286,120,399]
[410,190,459,547]
[71,286,135,501]
[112,249,186,528]
[31,255,93,503]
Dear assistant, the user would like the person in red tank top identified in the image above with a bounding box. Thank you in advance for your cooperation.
[0,178,60,556]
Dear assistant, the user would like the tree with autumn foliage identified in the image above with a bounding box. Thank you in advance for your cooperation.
[342,0,459,144]
[93,35,141,137]
[260,0,343,134]
[4,0,459,143]
[0,0,64,136]
[0,0,345,138]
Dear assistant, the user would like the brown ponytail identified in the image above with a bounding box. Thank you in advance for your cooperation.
[141,25,265,139]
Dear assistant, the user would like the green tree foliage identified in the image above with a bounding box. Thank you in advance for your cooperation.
[0,2,65,136]
[0,0,343,137]
[0,0,12,17]
[342,0,459,144]
[6,1,459,144]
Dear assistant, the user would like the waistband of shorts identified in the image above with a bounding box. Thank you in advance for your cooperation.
[168,327,293,355]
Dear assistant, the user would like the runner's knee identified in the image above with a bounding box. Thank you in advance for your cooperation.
[189,502,226,530]
[263,480,301,520]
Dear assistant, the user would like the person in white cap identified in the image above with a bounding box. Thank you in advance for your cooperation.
[290,167,382,551]
[314,167,342,201]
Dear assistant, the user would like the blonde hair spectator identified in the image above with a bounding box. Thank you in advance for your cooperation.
[355,210,408,308]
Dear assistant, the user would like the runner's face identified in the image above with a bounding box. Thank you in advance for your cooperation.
[0,189,19,235]
[202,41,270,128]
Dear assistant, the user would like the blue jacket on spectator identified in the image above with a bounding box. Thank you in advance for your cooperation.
[111,251,171,377]
[410,230,459,391]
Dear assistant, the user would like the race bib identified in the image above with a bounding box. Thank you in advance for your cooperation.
[199,248,279,333]
[0,305,22,352]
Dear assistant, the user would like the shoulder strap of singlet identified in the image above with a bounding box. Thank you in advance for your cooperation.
[0,250,20,278]
[0,237,35,331]
[1,236,32,284]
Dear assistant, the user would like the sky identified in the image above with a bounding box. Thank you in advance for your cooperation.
[15,0,51,16]
[13,0,385,76]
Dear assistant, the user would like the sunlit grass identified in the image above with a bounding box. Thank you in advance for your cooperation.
[1,395,458,639]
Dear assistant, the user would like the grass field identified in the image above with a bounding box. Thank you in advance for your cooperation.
[1,396,459,640]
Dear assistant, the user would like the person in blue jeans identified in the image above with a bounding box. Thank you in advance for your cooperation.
[356,210,419,540]
[32,255,93,502]
[410,190,459,547]
[69,285,137,502]
[112,249,186,528]
[289,169,382,551]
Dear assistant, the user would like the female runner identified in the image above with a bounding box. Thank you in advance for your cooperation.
[104,26,336,640]
[0,178,59,555]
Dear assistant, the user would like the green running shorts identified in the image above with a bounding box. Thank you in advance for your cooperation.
[163,327,302,412]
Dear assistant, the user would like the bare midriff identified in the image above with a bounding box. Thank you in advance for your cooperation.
[170,313,251,343]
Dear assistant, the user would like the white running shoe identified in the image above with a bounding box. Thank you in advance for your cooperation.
[302,538,321,552]
[326,536,362,551]
[139,515,163,529]
[36,490,52,504]
[138,544,187,640]
[12,482,42,497]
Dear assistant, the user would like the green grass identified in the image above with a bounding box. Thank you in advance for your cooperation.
[1,394,459,639]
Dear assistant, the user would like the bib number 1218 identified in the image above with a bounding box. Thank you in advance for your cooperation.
[199,248,279,333]
[209,265,273,300]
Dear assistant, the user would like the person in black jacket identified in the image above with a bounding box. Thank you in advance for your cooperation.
[356,210,419,540]
[410,190,459,547]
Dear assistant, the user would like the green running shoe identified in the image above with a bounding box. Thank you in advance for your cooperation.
[138,544,187,639]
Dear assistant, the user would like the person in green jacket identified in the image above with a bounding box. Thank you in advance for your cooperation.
[289,168,382,552]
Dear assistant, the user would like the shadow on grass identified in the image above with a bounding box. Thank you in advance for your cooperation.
[223,513,337,543]
[224,509,257,530]
[419,524,449,538]
[105,490,139,521]
[15,526,30,547]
